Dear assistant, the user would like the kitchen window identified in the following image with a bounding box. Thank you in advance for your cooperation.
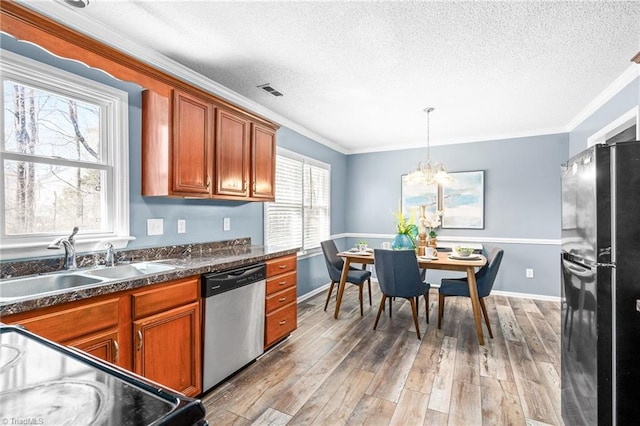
[0,50,130,259]
[264,148,330,253]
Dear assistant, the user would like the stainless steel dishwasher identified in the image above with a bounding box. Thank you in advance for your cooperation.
[201,263,266,392]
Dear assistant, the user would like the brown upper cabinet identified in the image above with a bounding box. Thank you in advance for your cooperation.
[215,108,250,198]
[251,123,277,200]
[172,91,214,196]
[142,90,277,201]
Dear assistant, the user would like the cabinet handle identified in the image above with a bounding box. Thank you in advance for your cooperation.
[278,297,286,302]
[278,264,287,269]
[207,177,211,188]
[113,340,120,363]
[243,180,247,191]
[253,181,257,192]
[137,330,143,351]
[279,320,287,325]
[279,281,286,286]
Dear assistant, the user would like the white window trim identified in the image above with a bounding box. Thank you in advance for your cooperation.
[264,147,331,256]
[0,50,132,260]
[587,105,640,147]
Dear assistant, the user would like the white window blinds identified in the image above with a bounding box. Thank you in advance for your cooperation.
[265,150,330,251]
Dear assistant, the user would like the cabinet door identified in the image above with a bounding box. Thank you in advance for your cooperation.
[133,302,201,397]
[215,108,249,197]
[251,123,276,200]
[66,328,120,366]
[172,90,213,195]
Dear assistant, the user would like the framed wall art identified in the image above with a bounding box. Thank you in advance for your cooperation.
[441,170,485,229]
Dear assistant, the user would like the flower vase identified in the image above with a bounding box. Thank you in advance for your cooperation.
[391,233,414,250]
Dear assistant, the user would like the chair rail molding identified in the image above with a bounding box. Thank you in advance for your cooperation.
[344,233,560,246]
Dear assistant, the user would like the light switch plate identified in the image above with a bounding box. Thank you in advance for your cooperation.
[177,219,186,234]
[147,218,164,236]
[525,268,534,279]
[223,217,231,231]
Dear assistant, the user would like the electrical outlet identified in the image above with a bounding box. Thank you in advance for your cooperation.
[147,218,164,236]
[177,219,186,234]
[526,268,534,279]
[223,217,231,231]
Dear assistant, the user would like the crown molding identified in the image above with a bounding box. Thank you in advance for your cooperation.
[347,127,568,154]
[566,63,640,132]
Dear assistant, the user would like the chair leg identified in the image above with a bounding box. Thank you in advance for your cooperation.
[424,291,429,324]
[389,297,393,318]
[438,294,445,329]
[367,279,372,306]
[358,285,364,316]
[374,294,387,330]
[479,297,493,339]
[409,297,421,340]
[323,281,336,312]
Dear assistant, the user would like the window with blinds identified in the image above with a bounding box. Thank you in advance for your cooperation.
[265,149,330,252]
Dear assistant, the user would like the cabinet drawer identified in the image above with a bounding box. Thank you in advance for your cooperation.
[15,298,119,343]
[132,277,199,320]
[266,271,296,296]
[265,286,297,314]
[265,303,297,347]
[265,254,297,277]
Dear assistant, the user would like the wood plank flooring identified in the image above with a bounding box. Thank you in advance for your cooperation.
[201,282,563,426]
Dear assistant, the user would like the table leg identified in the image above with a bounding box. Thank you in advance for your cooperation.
[334,258,351,319]
[466,266,485,345]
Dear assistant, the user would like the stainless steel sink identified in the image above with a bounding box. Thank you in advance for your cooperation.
[0,262,179,303]
[0,274,107,301]
[83,262,177,279]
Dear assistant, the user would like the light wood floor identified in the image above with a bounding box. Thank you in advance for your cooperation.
[201,282,563,426]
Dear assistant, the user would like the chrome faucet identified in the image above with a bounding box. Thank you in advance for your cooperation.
[48,226,79,270]
[104,242,116,267]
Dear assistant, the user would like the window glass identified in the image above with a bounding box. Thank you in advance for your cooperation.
[265,150,330,252]
[1,49,129,258]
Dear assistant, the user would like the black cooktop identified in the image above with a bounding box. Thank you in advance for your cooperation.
[0,325,206,426]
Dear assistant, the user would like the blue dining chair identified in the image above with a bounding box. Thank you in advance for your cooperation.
[321,240,372,316]
[437,246,504,338]
[373,249,431,339]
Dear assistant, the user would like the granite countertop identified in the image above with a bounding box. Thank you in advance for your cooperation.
[1,244,297,316]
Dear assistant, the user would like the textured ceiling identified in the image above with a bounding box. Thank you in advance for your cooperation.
[22,1,640,153]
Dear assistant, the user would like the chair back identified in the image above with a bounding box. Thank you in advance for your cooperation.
[320,240,344,282]
[475,246,504,298]
[374,249,425,298]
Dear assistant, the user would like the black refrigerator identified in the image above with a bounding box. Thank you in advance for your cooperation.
[561,141,640,425]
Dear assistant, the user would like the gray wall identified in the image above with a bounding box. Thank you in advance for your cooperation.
[344,134,568,297]
[569,77,639,156]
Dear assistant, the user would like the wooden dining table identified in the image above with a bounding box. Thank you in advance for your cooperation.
[335,249,489,345]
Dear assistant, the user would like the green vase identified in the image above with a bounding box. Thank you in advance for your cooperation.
[391,233,414,250]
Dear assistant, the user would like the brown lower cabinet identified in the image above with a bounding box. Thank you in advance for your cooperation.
[66,328,121,365]
[3,276,201,396]
[264,254,298,349]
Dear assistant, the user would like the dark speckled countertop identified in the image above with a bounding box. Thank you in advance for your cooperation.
[0,239,297,316]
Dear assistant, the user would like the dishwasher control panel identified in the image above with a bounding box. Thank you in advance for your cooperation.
[202,264,266,297]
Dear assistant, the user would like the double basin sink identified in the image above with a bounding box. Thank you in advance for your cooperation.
[0,262,179,303]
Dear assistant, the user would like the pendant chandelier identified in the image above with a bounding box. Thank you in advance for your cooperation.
[407,107,452,185]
